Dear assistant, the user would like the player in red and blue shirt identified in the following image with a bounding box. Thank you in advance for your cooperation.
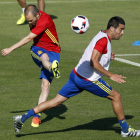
[1,4,60,127]
[30,10,60,53]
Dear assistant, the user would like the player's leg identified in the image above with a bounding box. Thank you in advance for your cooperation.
[17,0,26,8]
[30,47,51,127]
[81,79,125,121]
[107,90,129,131]
[34,94,68,113]
[107,89,140,137]
[107,90,125,121]
[31,78,50,127]
[14,70,81,134]
[40,53,51,70]
[77,77,140,137]
[31,46,60,78]
[14,94,68,134]
[33,69,81,124]
[33,71,82,114]
[40,51,60,78]
[17,0,26,25]
[37,0,45,11]
[31,52,51,127]
[38,78,50,104]
[30,46,60,126]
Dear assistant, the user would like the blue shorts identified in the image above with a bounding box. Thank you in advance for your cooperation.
[31,46,60,83]
[58,70,112,98]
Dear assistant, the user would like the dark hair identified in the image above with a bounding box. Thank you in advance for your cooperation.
[24,4,39,17]
[107,16,125,30]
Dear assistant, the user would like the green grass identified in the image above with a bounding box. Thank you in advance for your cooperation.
[0,0,140,139]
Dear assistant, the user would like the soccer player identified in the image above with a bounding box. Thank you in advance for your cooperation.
[13,16,140,137]
[1,4,60,127]
[17,0,45,25]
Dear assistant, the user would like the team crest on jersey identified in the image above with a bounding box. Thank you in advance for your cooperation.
[37,51,43,55]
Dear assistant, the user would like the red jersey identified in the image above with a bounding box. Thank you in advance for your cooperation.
[30,11,61,53]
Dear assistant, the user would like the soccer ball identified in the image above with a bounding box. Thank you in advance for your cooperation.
[71,15,89,34]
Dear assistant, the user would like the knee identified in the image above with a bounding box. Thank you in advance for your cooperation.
[50,95,66,108]
[107,90,121,101]
[52,102,61,108]
[40,53,49,61]
[41,81,50,92]
[49,99,62,109]
[115,92,121,101]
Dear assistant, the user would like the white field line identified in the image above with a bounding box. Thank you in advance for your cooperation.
[116,54,140,56]
[115,54,140,56]
[115,54,140,67]
[0,0,139,4]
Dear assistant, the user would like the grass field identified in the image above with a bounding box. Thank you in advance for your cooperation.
[0,0,140,140]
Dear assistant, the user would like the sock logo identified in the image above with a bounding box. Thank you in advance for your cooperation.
[122,120,126,123]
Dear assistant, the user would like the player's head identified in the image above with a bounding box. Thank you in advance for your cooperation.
[24,5,40,26]
[107,16,125,29]
[107,16,125,40]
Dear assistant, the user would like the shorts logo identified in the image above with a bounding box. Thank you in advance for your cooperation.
[37,51,43,55]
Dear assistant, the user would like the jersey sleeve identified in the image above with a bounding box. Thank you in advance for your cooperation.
[94,37,107,54]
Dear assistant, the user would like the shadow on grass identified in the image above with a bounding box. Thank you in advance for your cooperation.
[17,15,58,26]
[10,104,67,121]
[10,110,29,113]
[41,104,68,123]
[50,15,57,20]
[16,115,134,137]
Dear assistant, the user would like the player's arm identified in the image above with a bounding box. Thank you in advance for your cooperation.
[1,32,37,56]
[90,49,113,77]
[90,49,126,83]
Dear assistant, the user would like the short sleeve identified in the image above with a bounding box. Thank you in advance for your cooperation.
[94,37,107,54]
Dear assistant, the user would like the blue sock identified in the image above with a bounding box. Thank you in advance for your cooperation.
[118,118,129,133]
[21,109,35,123]
[33,112,42,118]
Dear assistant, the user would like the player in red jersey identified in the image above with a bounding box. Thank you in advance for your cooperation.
[1,4,60,127]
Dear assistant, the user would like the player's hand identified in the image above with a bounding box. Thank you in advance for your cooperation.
[111,53,115,61]
[1,48,12,56]
[110,74,126,83]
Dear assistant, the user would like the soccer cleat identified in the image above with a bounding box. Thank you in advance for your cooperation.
[31,117,41,127]
[16,13,26,25]
[13,115,23,134]
[51,60,60,78]
[121,127,140,137]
